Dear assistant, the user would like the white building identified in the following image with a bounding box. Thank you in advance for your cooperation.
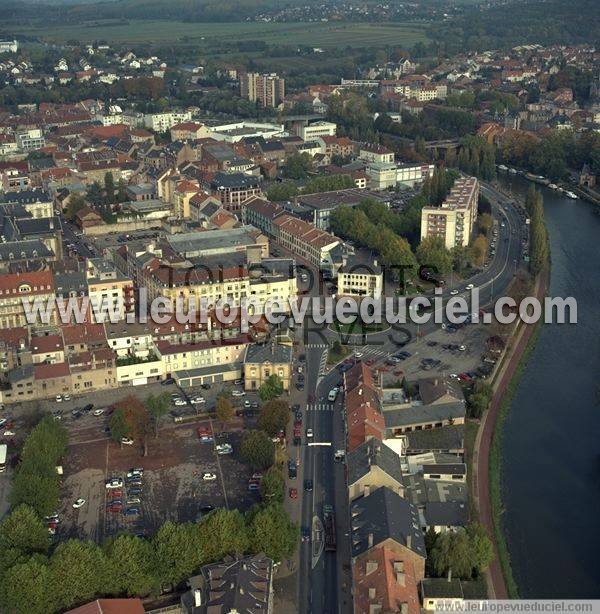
[207,121,285,143]
[15,129,45,152]
[143,111,192,133]
[297,121,337,141]
[0,40,18,54]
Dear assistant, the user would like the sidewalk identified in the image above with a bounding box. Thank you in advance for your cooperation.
[471,273,546,599]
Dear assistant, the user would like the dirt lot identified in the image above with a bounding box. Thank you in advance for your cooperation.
[57,419,261,542]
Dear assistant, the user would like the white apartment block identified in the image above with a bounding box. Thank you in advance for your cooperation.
[420,176,479,249]
[367,162,434,189]
[144,111,192,133]
[16,129,45,152]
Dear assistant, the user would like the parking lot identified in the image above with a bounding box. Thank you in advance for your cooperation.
[52,386,265,542]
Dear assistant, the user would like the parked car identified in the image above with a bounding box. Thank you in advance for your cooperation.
[306,428,313,438]
[127,497,141,505]
[289,487,298,499]
[124,507,140,516]
[63,394,71,401]
[304,479,313,492]
[55,395,63,402]
[231,390,246,397]
[105,478,123,489]
[92,408,104,416]
[301,526,310,542]
[161,378,175,386]
[82,403,93,412]
[127,488,142,496]
[191,395,205,405]
[121,437,134,445]
[202,472,217,481]
[72,498,86,509]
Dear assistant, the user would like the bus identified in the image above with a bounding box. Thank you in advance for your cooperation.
[0,444,7,473]
[323,504,336,552]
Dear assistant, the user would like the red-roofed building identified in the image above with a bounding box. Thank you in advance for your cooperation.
[31,333,65,364]
[353,545,421,614]
[170,121,210,141]
[65,598,145,614]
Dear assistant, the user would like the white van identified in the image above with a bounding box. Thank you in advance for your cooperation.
[328,388,339,402]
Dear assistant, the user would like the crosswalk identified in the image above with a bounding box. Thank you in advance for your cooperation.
[306,403,334,412]
[318,351,329,376]
[305,343,329,349]
[355,346,391,360]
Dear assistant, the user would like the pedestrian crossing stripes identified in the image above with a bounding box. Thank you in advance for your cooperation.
[318,351,329,376]
[305,343,328,349]
[306,404,334,412]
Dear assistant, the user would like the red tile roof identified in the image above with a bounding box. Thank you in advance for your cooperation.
[31,334,64,354]
[0,271,54,296]
[33,362,70,380]
[65,598,145,614]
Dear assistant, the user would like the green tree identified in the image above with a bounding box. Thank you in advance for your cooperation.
[467,523,494,575]
[257,399,289,436]
[110,395,151,455]
[248,503,298,562]
[104,535,154,597]
[152,521,204,588]
[10,472,60,518]
[0,505,49,564]
[50,540,110,610]
[197,509,250,562]
[258,374,284,401]
[260,466,286,504]
[416,236,453,274]
[240,430,275,471]
[477,213,493,236]
[216,395,235,428]
[64,193,86,221]
[282,152,313,179]
[0,556,55,614]
[266,182,298,201]
[145,392,171,437]
[104,171,115,204]
[429,530,473,579]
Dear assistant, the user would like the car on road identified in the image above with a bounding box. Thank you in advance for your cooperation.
[306,428,313,438]
[295,410,303,422]
[72,498,86,509]
[289,487,298,499]
[450,289,459,295]
[231,390,246,397]
[465,283,474,291]
[92,408,104,416]
[304,479,313,492]
[106,478,123,489]
[301,526,310,542]
[296,381,304,391]
[121,437,134,445]
[202,472,217,481]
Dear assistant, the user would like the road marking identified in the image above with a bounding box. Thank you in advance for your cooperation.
[306,404,334,412]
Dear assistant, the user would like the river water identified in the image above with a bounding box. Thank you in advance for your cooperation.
[498,174,600,598]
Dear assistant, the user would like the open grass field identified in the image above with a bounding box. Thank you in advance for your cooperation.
[11,20,430,48]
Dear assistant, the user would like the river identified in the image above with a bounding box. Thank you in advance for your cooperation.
[498,173,600,598]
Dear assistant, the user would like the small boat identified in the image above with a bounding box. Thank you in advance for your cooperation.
[565,191,578,200]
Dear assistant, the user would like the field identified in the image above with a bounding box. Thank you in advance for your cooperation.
[11,20,430,48]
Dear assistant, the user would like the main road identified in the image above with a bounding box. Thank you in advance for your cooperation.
[295,180,524,613]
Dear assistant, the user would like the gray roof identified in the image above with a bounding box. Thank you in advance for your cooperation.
[350,486,426,559]
[0,239,53,262]
[167,225,261,258]
[210,172,261,190]
[421,578,464,599]
[425,501,468,528]
[55,271,87,296]
[0,189,51,204]
[348,439,403,486]
[383,402,465,429]
[422,463,466,475]
[403,473,468,508]
[245,341,292,365]
[406,425,465,454]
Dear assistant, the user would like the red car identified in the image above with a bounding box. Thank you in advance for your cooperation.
[458,373,472,382]
[107,503,123,513]
[196,426,211,438]
[108,490,122,498]
[289,487,298,499]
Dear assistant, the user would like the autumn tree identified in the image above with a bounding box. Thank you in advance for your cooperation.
[257,399,289,436]
[216,395,235,429]
[110,396,151,456]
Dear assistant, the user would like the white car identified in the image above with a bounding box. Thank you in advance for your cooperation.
[72,498,86,509]
[63,394,71,401]
[121,437,134,446]
[450,289,459,296]
[231,390,246,397]
[465,284,474,291]
[191,396,205,405]
[216,443,233,455]
[55,394,63,402]
[92,409,105,416]
[202,472,217,481]
[173,398,186,406]
[106,478,123,489]
[306,428,313,438]
[3,430,15,437]
[354,352,363,358]
[459,345,467,351]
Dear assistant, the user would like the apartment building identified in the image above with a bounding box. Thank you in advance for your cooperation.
[0,270,56,329]
[273,214,341,270]
[15,128,45,152]
[240,72,285,108]
[143,111,193,132]
[86,258,135,322]
[359,144,395,164]
[208,172,263,212]
[420,176,479,249]
[337,255,383,299]
[367,162,434,189]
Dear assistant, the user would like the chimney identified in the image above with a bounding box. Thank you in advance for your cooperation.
[406,534,412,549]
[193,589,202,607]
[368,532,374,549]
